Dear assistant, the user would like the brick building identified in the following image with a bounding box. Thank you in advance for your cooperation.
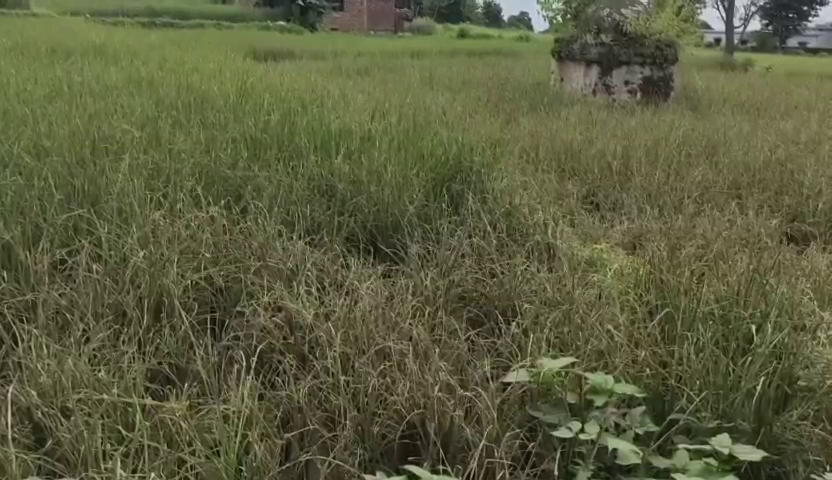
[324,0,410,32]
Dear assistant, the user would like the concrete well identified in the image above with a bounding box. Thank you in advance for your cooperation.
[552,40,679,102]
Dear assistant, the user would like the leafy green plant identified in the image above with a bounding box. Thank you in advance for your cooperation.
[502,357,769,480]
[364,465,458,480]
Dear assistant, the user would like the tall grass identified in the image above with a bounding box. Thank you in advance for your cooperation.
[1,17,832,479]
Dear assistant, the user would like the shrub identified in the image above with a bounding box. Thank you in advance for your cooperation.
[66,5,286,23]
[405,17,437,36]
[514,32,533,43]
[455,25,471,39]
[455,25,497,40]
[0,0,33,10]
[89,16,306,34]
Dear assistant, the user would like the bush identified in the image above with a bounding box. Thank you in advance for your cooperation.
[89,16,306,34]
[514,32,533,43]
[455,25,497,40]
[405,17,437,36]
[0,0,32,10]
[66,5,286,23]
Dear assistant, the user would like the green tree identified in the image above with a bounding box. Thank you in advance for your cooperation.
[507,10,535,30]
[481,0,505,27]
[416,0,480,24]
[759,0,829,47]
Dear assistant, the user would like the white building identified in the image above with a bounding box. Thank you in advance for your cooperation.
[786,23,832,50]
[701,29,754,48]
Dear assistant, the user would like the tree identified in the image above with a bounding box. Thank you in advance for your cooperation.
[759,0,829,47]
[699,19,713,29]
[710,0,762,57]
[481,0,505,27]
[416,0,479,24]
[507,10,535,30]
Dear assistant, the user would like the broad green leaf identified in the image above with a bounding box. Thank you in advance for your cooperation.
[537,356,579,372]
[708,433,732,455]
[600,434,642,453]
[613,382,647,397]
[566,391,580,404]
[811,475,832,480]
[567,420,583,432]
[677,444,714,452]
[626,406,646,427]
[672,448,690,469]
[403,466,434,479]
[583,420,600,436]
[527,405,569,425]
[587,391,612,407]
[616,447,644,466]
[576,468,593,480]
[729,443,769,462]
[671,474,705,480]
[648,455,674,469]
[401,466,456,480]
[702,457,719,467]
[584,372,616,391]
[578,432,596,440]
[552,426,576,438]
[363,475,406,480]
[501,369,531,383]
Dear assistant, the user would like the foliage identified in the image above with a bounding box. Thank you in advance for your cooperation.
[406,16,438,35]
[759,0,830,47]
[0,0,33,9]
[750,30,778,51]
[364,466,458,480]
[63,4,287,22]
[506,10,534,30]
[415,0,480,24]
[503,357,770,480]
[514,31,534,41]
[454,24,497,38]
[90,16,307,32]
[699,18,713,29]
[480,0,503,27]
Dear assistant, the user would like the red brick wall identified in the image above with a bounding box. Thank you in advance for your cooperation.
[366,0,396,32]
[324,0,397,32]
[325,0,365,31]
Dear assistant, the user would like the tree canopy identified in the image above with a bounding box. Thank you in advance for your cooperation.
[507,10,535,30]
[481,0,505,27]
[759,0,830,46]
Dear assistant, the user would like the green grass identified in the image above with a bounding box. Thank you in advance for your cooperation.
[1,16,832,480]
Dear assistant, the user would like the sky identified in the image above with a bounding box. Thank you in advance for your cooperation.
[497,0,832,32]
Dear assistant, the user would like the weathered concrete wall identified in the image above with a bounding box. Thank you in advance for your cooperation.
[553,59,678,102]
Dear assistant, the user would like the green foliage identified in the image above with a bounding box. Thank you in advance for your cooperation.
[514,31,534,42]
[760,0,830,47]
[0,0,33,9]
[506,10,534,30]
[406,16,438,35]
[751,30,778,51]
[415,0,479,24]
[364,465,458,480]
[90,16,307,33]
[64,4,288,23]
[503,357,770,480]
[480,0,503,28]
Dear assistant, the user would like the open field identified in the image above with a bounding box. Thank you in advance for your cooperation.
[1,15,832,480]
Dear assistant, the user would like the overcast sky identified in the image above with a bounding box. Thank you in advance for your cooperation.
[497,0,832,32]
